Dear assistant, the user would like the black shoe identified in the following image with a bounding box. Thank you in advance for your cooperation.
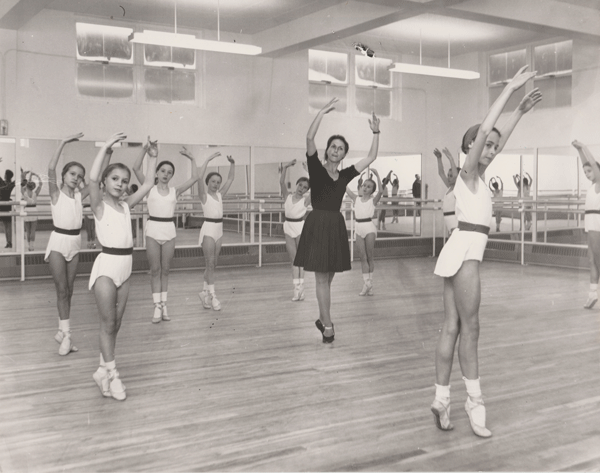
[4,243,11,248]
[322,323,335,343]
[315,319,324,333]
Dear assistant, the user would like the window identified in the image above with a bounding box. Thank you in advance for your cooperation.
[354,55,393,118]
[77,63,135,99]
[534,40,572,108]
[76,23,133,64]
[144,69,195,103]
[308,50,348,113]
[143,44,195,69]
[488,48,526,110]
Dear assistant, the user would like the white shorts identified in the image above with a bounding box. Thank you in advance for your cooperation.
[585,214,600,232]
[199,221,223,243]
[444,215,458,234]
[89,253,132,289]
[434,229,488,278]
[145,219,176,243]
[355,221,377,239]
[284,220,304,239]
[44,231,81,262]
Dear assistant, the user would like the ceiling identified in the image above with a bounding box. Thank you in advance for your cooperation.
[1,0,599,58]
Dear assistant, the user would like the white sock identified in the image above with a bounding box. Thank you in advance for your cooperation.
[58,319,70,333]
[435,383,450,402]
[299,278,304,285]
[160,292,167,303]
[203,281,208,291]
[208,284,215,294]
[105,359,116,372]
[590,283,598,293]
[369,272,373,281]
[463,377,482,402]
[293,278,300,286]
[362,273,370,282]
[152,293,161,304]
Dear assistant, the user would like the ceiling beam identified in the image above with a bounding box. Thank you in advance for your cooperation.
[0,0,55,30]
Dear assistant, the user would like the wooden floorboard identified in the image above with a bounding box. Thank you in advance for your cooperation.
[0,257,598,472]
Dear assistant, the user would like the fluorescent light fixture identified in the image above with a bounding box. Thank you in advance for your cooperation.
[389,63,479,80]
[129,30,261,55]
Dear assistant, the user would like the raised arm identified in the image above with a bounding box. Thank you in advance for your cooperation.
[32,173,43,196]
[307,98,338,156]
[89,132,126,219]
[354,112,381,173]
[513,174,520,188]
[126,155,157,209]
[345,185,357,203]
[371,169,384,206]
[175,146,200,197]
[573,141,600,183]
[463,65,537,183]
[220,156,236,197]
[48,133,84,203]
[197,152,221,203]
[280,160,297,199]
[132,141,149,185]
[434,148,449,188]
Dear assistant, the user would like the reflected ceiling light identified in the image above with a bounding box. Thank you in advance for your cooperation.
[128,0,261,56]
[389,33,479,80]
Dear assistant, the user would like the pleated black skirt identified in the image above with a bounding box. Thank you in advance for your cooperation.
[293,209,351,273]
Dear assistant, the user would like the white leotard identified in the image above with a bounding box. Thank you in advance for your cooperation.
[145,186,177,242]
[442,188,458,233]
[199,192,223,243]
[44,190,83,262]
[283,194,307,239]
[89,201,133,289]
[354,196,377,238]
[585,182,600,232]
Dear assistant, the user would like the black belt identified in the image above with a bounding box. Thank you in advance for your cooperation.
[285,217,304,222]
[149,216,175,222]
[204,218,223,223]
[25,204,36,208]
[585,210,600,215]
[443,211,455,216]
[458,221,490,235]
[356,218,372,223]
[54,226,81,236]
[102,246,133,255]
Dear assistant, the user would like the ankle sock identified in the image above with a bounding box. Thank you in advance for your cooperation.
[435,383,450,403]
[152,293,161,304]
[293,278,300,287]
[208,284,215,295]
[161,292,167,303]
[58,319,70,333]
[463,377,483,403]
[362,273,369,282]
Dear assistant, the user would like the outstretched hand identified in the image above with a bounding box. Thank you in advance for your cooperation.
[63,133,84,144]
[518,88,543,114]
[226,155,235,164]
[433,148,442,159]
[180,146,194,159]
[369,112,380,133]
[320,98,338,115]
[285,159,297,168]
[572,140,584,150]
[208,152,221,161]
[508,65,537,92]
[147,136,159,157]
[106,132,126,148]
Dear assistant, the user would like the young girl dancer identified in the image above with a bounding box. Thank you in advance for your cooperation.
[345,169,382,296]
[89,132,156,401]
[572,140,600,309]
[197,152,234,311]
[45,133,86,355]
[132,141,201,324]
[294,98,380,343]
[377,172,390,230]
[0,167,15,249]
[489,177,504,232]
[514,172,533,230]
[434,147,460,234]
[431,67,541,437]
[22,171,43,251]
[280,159,311,301]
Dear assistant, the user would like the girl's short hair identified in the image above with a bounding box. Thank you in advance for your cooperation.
[156,160,175,175]
[61,161,85,182]
[461,124,502,154]
[584,161,600,170]
[205,172,222,185]
[364,178,376,194]
[26,181,36,190]
[101,163,131,187]
[296,177,310,188]
[325,135,350,161]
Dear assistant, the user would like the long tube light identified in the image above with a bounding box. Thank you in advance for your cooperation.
[129,30,261,55]
[388,62,480,79]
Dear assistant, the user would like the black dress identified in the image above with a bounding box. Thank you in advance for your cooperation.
[293,151,359,272]
[0,178,15,224]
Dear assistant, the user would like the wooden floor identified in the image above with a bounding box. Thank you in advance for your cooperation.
[0,257,599,472]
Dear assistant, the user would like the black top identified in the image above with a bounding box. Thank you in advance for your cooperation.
[412,178,421,198]
[0,179,15,211]
[307,151,359,211]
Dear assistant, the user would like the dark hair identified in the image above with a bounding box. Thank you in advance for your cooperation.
[205,172,222,185]
[26,181,36,191]
[523,177,530,186]
[156,160,175,175]
[61,161,85,182]
[491,181,499,190]
[101,163,131,187]
[4,169,13,181]
[364,178,377,194]
[461,124,502,154]
[583,161,600,171]
[130,184,139,193]
[325,135,350,161]
[296,177,310,188]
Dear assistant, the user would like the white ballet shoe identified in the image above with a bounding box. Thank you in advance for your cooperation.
[199,291,212,309]
[292,285,300,302]
[211,294,221,311]
[92,369,111,398]
[464,398,492,438]
[298,284,305,301]
[108,370,126,401]
[584,293,598,309]
[151,303,162,324]
[359,283,369,296]
[56,330,78,354]
[431,398,454,431]
[161,303,170,321]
